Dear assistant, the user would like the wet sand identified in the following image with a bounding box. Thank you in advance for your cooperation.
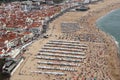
[10,0,120,80]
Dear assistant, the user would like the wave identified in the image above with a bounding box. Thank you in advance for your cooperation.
[111,35,120,58]
[110,35,119,48]
[105,33,120,55]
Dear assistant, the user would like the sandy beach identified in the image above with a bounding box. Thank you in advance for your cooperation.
[10,0,120,80]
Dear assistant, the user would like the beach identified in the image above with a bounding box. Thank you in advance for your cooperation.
[10,0,120,80]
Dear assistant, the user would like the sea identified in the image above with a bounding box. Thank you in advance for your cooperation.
[97,8,120,54]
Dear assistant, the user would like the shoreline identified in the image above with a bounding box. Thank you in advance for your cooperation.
[96,9,120,54]
[80,1,120,80]
[96,8,120,49]
[97,19,120,55]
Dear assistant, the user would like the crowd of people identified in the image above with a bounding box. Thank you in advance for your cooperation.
[77,44,111,80]
[58,32,104,43]
[63,1,120,80]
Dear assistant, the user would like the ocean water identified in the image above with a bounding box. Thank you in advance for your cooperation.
[97,9,120,50]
